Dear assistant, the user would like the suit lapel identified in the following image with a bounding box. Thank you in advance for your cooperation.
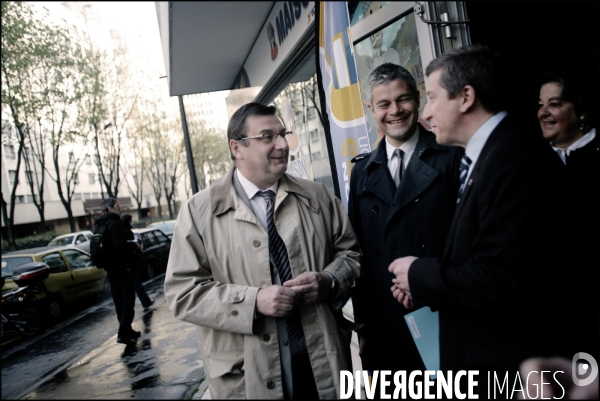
[443,116,510,257]
[361,139,396,206]
[387,130,440,224]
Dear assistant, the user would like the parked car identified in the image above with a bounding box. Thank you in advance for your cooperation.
[131,228,171,280]
[1,246,109,321]
[48,231,94,253]
[147,220,177,239]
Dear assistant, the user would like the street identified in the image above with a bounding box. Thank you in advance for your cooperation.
[1,274,208,400]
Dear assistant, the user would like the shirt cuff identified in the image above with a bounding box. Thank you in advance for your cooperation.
[324,271,344,310]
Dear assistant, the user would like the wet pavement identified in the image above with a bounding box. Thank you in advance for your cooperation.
[2,273,362,400]
[1,274,208,400]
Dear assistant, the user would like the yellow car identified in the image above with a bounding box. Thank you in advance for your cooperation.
[1,246,109,320]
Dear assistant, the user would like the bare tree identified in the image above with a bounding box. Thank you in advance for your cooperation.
[1,2,87,238]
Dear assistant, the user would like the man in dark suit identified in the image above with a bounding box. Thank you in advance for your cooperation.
[389,45,566,393]
[348,63,462,375]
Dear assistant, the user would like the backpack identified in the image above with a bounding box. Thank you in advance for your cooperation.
[89,225,108,269]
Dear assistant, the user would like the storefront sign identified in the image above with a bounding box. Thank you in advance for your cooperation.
[233,1,314,89]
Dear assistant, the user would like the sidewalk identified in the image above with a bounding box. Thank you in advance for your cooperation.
[192,303,363,400]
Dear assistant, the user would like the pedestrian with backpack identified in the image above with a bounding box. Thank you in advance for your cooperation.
[94,198,140,345]
[121,213,155,310]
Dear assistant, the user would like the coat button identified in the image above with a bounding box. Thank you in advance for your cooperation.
[233,296,240,302]
[414,198,420,203]
[372,205,379,213]
[263,334,270,342]
[416,241,425,249]
[373,250,380,257]
[231,310,238,316]
[267,381,275,389]
[253,240,260,247]
[283,339,289,346]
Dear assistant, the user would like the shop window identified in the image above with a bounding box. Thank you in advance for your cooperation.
[353,11,426,148]
[349,2,391,26]
[271,74,335,194]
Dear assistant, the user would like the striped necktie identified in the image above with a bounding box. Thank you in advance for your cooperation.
[457,155,472,203]
[260,190,304,341]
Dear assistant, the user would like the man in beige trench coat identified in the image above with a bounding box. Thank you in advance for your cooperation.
[164,102,361,399]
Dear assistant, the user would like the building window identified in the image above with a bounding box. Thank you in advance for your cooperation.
[312,151,322,160]
[25,170,33,185]
[8,170,17,184]
[85,154,91,165]
[4,145,15,160]
[74,173,79,185]
[23,146,30,160]
[26,194,37,203]
[15,195,25,203]
[74,193,82,200]
[69,152,75,163]
[310,129,320,143]
[88,173,95,184]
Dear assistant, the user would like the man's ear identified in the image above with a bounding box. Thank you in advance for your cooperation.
[230,139,242,159]
[367,103,375,115]
[459,85,476,113]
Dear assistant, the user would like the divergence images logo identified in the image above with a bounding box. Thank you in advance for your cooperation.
[267,22,278,60]
[572,352,598,386]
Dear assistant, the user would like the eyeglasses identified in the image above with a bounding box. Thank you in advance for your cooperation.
[241,131,292,144]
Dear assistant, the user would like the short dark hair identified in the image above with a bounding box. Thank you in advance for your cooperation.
[367,63,419,104]
[537,71,585,118]
[425,44,507,113]
[227,102,278,160]
[101,198,118,214]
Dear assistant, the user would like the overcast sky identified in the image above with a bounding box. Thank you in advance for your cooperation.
[91,2,165,74]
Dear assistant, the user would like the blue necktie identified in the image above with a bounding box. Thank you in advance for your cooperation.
[260,190,304,341]
[457,155,472,203]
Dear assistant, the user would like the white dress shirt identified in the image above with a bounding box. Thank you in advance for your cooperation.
[236,169,278,230]
[463,111,508,183]
[385,126,420,181]
[551,128,597,164]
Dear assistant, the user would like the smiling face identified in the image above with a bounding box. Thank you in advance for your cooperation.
[230,114,289,189]
[538,82,581,147]
[423,69,465,147]
[368,78,419,147]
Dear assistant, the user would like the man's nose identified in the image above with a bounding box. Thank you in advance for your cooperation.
[389,101,400,114]
[423,101,432,121]
[274,133,289,149]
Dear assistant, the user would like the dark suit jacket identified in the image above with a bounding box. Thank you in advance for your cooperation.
[348,125,463,371]
[409,114,567,372]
